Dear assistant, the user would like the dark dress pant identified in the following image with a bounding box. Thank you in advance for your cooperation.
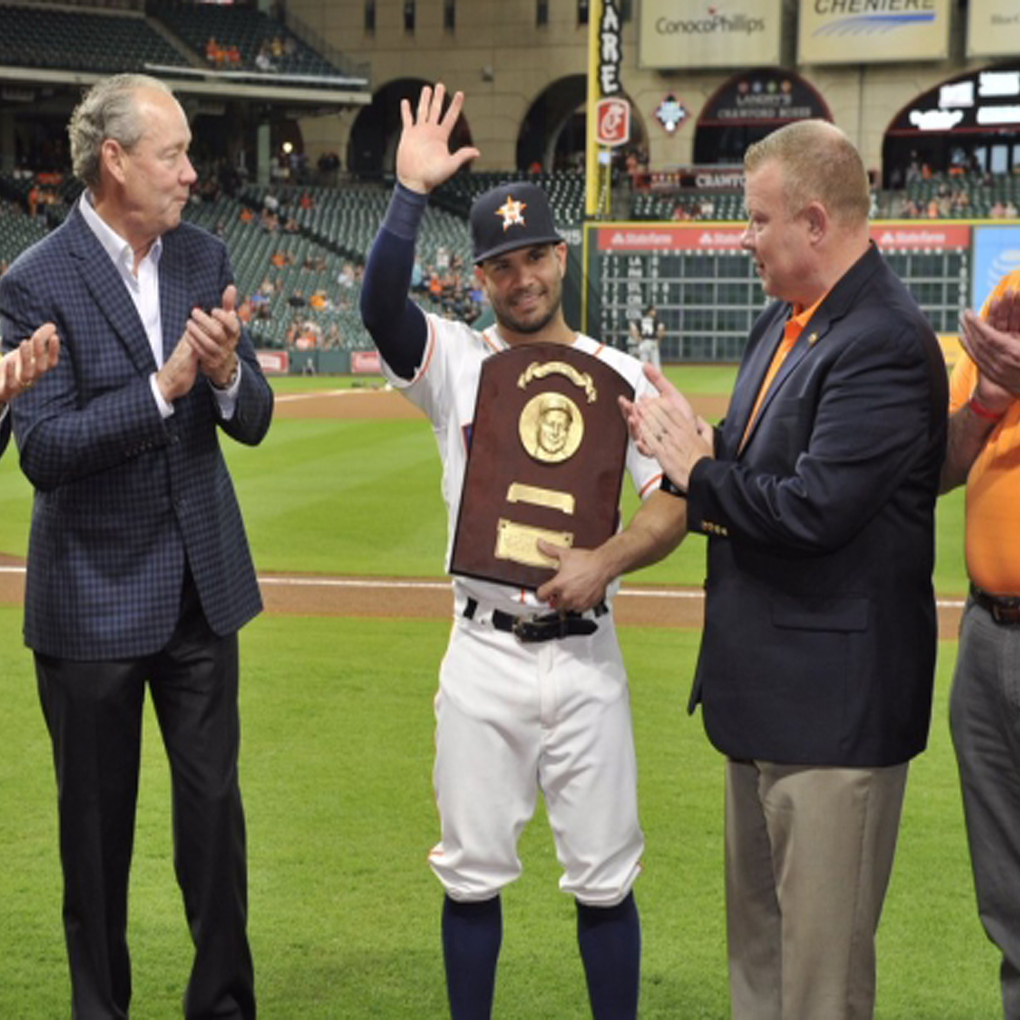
[951,598,1020,1020]
[35,572,255,1020]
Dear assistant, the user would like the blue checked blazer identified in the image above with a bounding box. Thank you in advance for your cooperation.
[0,206,274,660]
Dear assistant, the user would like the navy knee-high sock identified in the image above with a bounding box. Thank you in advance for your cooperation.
[576,892,641,1020]
[442,894,502,1020]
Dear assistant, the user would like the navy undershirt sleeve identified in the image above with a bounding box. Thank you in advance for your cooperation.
[359,183,430,380]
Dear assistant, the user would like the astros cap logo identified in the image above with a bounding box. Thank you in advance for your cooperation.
[496,196,527,231]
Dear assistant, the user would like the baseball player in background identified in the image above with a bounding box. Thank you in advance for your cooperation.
[359,83,688,1019]
[636,306,662,369]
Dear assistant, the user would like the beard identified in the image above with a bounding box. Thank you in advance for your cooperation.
[498,302,558,335]
[492,280,562,336]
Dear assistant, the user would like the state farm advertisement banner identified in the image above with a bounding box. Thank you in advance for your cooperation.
[639,0,781,70]
[870,224,971,250]
[594,223,971,253]
[799,0,950,65]
[596,226,747,251]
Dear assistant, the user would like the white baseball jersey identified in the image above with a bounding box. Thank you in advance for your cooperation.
[382,311,664,905]
[381,313,664,612]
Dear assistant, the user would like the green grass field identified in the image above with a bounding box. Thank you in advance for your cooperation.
[0,367,994,1018]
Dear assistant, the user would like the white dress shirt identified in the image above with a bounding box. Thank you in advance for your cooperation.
[79,193,241,419]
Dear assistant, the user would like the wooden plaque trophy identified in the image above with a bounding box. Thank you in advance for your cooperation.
[450,343,634,590]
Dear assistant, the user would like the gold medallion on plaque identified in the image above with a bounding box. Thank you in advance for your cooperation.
[518,392,584,463]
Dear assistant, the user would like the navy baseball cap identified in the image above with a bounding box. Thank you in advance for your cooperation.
[470,182,564,264]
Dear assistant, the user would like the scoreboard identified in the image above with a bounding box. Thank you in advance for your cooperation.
[584,222,972,361]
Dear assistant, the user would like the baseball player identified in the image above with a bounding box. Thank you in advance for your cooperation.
[359,83,687,1019]
[637,307,662,369]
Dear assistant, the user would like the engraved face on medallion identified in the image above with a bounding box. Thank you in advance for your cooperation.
[519,392,584,463]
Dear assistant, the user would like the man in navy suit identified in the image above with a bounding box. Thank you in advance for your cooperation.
[0,74,272,1019]
[548,121,947,1018]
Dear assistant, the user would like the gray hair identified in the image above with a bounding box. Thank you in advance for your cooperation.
[745,119,870,227]
[68,74,174,189]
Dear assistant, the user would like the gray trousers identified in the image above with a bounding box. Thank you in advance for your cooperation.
[725,758,908,1020]
[951,597,1020,1019]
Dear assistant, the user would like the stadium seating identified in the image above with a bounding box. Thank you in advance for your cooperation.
[1,165,998,358]
[434,171,586,225]
[895,171,1020,219]
[153,1,352,82]
[0,199,48,270]
[0,4,184,74]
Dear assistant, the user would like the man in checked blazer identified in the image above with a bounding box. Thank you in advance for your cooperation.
[551,121,946,1019]
[0,75,273,1019]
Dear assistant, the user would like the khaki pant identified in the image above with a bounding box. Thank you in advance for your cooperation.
[725,758,908,1020]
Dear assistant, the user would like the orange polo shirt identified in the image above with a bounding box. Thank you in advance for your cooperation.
[949,268,1020,593]
[740,296,825,451]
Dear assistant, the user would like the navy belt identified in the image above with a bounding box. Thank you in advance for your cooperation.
[463,597,607,643]
[971,584,1020,626]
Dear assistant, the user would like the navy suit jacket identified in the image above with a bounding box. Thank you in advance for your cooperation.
[686,244,948,768]
[0,207,273,660]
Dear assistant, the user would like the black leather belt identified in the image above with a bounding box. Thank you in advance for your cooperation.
[971,584,1020,626]
[463,597,607,643]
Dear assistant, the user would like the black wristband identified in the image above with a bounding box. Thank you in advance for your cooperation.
[660,474,687,499]
[383,182,428,240]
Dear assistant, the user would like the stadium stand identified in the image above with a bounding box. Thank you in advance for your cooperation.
[153,1,352,81]
[0,4,186,74]
[0,198,48,272]
[630,190,745,222]
[0,160,1005,360]
[894,171,1020,219]
[434,171,586,225]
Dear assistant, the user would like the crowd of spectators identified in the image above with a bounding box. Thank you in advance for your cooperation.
[411,248,485,325]
[670,195,720,221]
[4,153,1020,356]
[895,184,974,219]
[205,32,295,73]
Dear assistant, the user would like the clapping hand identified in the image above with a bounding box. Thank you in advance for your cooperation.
[0,323,60,404]
[959,288,1020,412]
[619,364,713,490]
[186,284,241,388]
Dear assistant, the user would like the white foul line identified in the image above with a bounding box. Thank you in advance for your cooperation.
[274,390,375,403]
[0,566,968,609]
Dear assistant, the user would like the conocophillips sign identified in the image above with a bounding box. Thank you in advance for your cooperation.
[639,0,781,69]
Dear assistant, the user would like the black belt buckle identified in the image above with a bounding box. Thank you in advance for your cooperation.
[512,610,597,643]
[991,602,1020,626]
[972,585,1020,626]
[512,611,562,643]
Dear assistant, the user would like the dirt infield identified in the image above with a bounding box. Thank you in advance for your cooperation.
[273,386,734,424]
[0,388,964,635]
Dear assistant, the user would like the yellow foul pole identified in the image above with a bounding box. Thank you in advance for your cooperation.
[585,0,606,219]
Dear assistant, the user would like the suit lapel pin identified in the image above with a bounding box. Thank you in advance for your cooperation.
[808,332,820,345]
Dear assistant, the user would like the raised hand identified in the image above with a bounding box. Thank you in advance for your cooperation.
[396,83,480,195]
